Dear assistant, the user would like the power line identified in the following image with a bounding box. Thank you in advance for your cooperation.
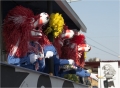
[86,36,119,55]
[89,44,119,58]
[86,36,119,38]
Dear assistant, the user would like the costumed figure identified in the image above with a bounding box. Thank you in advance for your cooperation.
[55,30,98,81]
[53,25,75,57]
[3,6,49,71]
[39,13,75,76]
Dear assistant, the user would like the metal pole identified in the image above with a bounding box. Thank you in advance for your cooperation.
[46,0,54,76]
[0,1,7,63]
[0,0,2,62]
[47,0,54,42]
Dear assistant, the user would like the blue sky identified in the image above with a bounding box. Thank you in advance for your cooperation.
[68,0,120,60]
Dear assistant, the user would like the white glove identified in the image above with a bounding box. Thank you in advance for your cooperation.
[68,59,74,65]
[90,73,98,81]
[29,53,40,64]
[45,51,54,58]
[39,53,44,59]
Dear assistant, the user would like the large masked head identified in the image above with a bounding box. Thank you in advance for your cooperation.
[61,25,74,40]
[57,25,75,46]
[3,6,49,57]
[68,33,91,52]
[30,12,49,41]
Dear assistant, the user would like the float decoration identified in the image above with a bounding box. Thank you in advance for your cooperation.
[45,13,65,38]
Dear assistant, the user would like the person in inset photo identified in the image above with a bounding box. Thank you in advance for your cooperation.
[102,64,116,88]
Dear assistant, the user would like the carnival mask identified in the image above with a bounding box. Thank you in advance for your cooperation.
[30,12,49,41]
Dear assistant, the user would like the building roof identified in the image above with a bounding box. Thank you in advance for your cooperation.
[1,0,87,32]
[55,0,87,32]
[85,60,120,68]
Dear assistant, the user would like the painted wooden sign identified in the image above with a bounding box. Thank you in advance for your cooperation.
[1,62,89,88]
[98,62,119,88]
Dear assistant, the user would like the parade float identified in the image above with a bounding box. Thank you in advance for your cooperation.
[0,0,90,88]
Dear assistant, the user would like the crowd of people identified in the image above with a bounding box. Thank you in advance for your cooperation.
[2,5,98,84]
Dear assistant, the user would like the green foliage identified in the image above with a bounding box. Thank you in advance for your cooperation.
[64,74,79,83]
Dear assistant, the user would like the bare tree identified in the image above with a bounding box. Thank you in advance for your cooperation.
[88,57,101,62]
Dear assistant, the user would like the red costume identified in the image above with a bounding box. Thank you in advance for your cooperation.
[61,33,90,68]
[53,25,75,57]
[3,6,36,57]
[3,5,50,71]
